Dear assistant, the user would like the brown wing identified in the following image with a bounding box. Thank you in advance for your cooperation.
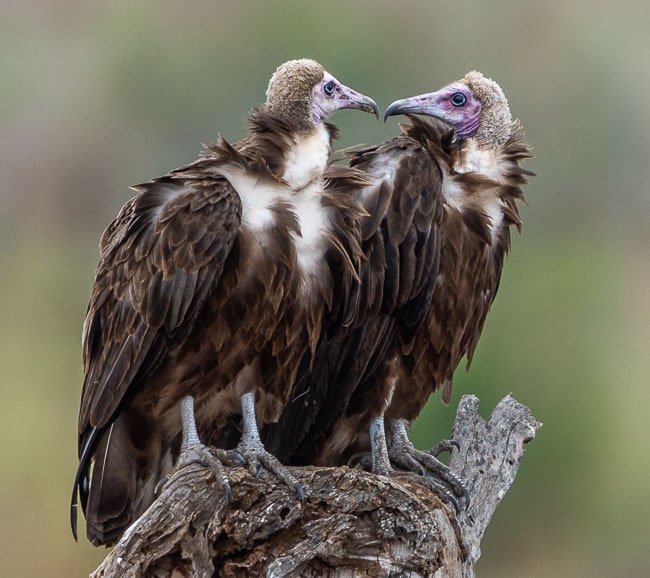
[264,134,444,465]
[72,171,242,538]
[78,172,241,445]
[389,119,533,415]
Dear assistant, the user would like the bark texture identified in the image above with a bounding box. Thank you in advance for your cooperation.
[90,395,540,577]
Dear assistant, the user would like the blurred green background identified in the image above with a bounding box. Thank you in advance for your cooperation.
[1,0,648,575]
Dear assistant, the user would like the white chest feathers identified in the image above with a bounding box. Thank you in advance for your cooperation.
[442,139,510,243]
[215,136,333,279]
[289,187,331,277]
[454,139,501,179]
[282,125,331,191]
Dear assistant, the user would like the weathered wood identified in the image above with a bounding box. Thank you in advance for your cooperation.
[449,395,542,577]
[90,395,540,577]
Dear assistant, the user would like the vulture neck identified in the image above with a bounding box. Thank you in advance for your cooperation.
[281,124,332,191]
[245,109,335,192]
[451,137,502,179]
[402,115,530,244]
[444,125,518,244]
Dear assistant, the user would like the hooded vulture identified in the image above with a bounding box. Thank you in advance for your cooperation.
[71,59,378,547]
[264,71,533,503]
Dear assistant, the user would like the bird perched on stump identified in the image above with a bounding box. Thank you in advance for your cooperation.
[265,71,533,506]
[70,58,378,547]
[379,72,534,480]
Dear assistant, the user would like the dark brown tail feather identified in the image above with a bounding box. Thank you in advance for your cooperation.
[72,417,140,547]
[70,425,101,541]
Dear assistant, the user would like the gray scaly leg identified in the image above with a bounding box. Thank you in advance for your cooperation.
[369,415,393,476]
[236,392,304,501]
[175,395,233,502]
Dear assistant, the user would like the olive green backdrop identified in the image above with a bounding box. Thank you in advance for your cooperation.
[1,1,648,575]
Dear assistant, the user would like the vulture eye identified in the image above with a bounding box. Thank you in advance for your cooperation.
[451,92,467,107]
[323,81,336,96]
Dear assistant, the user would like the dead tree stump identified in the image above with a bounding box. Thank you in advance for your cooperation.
[90,395,540,577]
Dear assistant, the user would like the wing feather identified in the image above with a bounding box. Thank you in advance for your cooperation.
[78,174,242,435]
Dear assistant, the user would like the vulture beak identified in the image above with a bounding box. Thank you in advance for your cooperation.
[384,93,442,122]
[337,85,379,120]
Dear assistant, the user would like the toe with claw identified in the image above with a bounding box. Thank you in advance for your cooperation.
[236,392,305,502]
[362,415,469,512]
[389,419,470,508]
[175,396,233,502]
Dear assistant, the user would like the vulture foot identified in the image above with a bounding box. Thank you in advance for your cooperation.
[392,469,462,514]
[237,392,304,501]
[388,419,469,509]
[350,416,463,513]
[175,396,233,502]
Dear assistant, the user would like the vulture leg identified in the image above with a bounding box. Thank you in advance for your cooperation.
[369,416,393,475]
[237,392,304,501]
[388,419,469,508]
[175,396,233,502]
[346,415,393,474]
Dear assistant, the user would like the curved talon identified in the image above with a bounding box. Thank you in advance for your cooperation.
[424,466,468,505]
[346,453,360,468]
[223,480,233,504]
[229,450,247,467]
[232,450,245,461]
[212,448,246,467]
[347,452,372,470]
[448,492,461,515]
[428,438,460,457]
[415,472,462,514]
[294,481,305,503]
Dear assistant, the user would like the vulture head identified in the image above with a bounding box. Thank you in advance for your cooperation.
[384,71,512,147]
[265,59,379,132]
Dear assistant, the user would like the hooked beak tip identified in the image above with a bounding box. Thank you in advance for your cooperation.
[360,98,380,120]
[384,99,409,121]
